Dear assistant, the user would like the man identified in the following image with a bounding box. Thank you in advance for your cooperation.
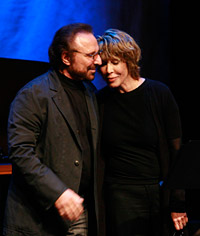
[3,23,102,236]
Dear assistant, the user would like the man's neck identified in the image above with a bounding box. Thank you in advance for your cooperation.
[59,69,73,80]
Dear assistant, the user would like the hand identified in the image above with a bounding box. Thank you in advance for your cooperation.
[171,212,188,230]
[54,189,84,222]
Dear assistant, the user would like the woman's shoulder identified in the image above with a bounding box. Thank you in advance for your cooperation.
[96,85,113,101]
[145,78,172,95]
[146,78,169,89]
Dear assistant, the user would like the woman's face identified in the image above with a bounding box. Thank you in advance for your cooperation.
[99,58,130,88]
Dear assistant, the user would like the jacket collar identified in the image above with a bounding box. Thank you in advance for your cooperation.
[47,69,98,150]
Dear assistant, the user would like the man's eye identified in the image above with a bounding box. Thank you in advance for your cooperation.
[87,53,94,57]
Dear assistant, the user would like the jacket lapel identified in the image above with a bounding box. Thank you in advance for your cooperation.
[48,70,82,149]
[83,82,99,150]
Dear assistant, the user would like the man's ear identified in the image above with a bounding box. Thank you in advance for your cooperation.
[61,51,71,66]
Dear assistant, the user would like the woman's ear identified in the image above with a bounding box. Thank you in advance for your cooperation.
[61,51,71,66]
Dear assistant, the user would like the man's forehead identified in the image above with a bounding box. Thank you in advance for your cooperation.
[72,32,98,51]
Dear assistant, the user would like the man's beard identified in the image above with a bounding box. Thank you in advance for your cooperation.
[67,64,96,81]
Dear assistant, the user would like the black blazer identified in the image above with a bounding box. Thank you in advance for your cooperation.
[3,70,100,236]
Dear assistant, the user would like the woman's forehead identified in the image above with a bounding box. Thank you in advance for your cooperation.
[100,50,121,61]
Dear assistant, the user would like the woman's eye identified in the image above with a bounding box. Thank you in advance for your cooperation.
[112,60,119,65]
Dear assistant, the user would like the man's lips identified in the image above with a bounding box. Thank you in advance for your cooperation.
[89,67,96,73]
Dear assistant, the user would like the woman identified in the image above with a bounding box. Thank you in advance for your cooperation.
[96,29,188,236]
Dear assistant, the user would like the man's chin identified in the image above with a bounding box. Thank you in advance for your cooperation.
[86,72,95,81]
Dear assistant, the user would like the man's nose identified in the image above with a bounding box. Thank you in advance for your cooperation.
[94,54,102,65]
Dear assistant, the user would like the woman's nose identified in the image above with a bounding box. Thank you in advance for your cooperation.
[107,63,113,73]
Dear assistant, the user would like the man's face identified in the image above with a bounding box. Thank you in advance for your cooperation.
[67,32,102,81]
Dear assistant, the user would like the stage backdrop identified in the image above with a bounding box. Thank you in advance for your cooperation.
[4,0,197,155]
[0,0,111,62]
[0,0,171,85]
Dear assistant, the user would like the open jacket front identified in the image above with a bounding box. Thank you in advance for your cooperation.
[3,70,100,236]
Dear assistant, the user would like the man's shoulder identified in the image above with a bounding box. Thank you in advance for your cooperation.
[13,71,53,103]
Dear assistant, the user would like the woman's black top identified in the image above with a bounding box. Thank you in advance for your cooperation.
[97,78,185,212]
[101,79,160,184]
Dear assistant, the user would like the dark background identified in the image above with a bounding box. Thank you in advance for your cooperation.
[1,0,200,234]
[1,1,199,155]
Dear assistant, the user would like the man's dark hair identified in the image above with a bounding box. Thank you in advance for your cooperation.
[48,23,93,70]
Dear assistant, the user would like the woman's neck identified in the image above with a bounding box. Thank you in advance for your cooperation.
[118,77,145,93]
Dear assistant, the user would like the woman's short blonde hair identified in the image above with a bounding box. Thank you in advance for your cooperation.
[97,29,141,79]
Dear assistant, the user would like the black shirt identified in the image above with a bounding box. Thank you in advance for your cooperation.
[58,72,92,197]
[101,80,160,184]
